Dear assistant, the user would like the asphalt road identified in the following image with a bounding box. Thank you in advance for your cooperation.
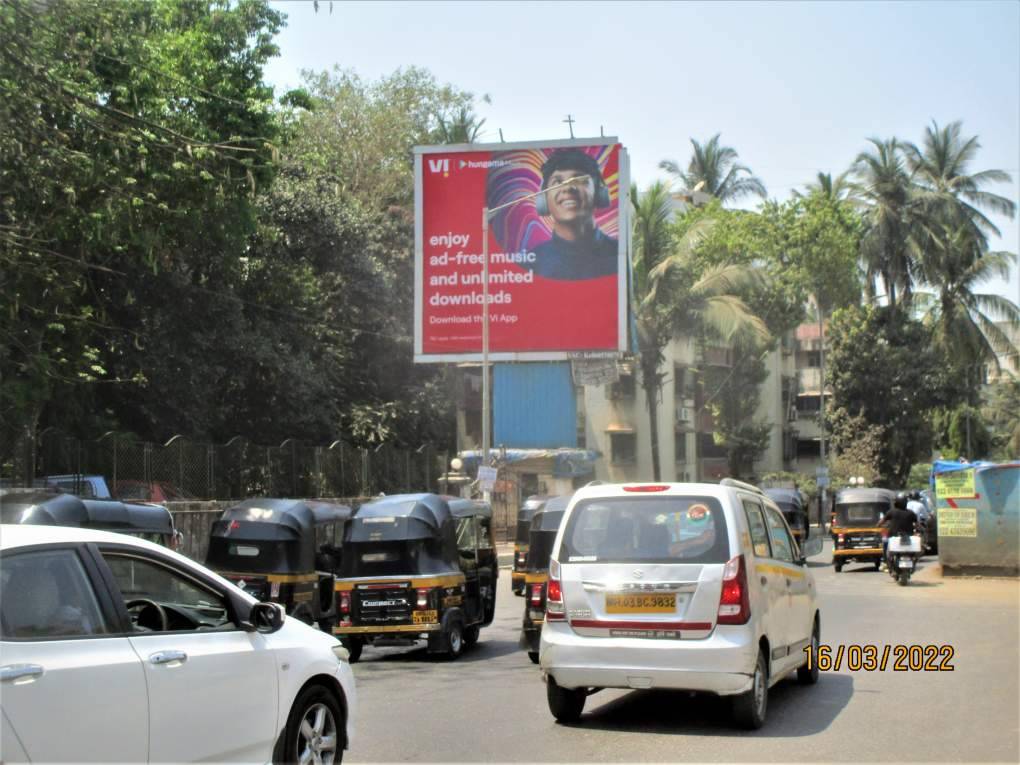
[347,542,1019,762]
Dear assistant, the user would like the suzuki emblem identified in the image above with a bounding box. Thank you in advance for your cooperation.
[633,569,643,579]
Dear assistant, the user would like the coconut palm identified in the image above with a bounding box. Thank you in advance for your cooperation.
[795,171,854,202]
[851,137,917,307]
[631,182,769,480]
[914,223,1020,374]
[659,134,767,204]
[434,105,486,144]
[904,120,1016,246]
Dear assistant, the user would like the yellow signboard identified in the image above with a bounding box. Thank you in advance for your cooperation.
[938,508,978,538]
[935,469,976,499]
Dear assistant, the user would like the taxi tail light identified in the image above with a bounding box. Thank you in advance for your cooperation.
[338,591,351,615]
[416,587,432,609]
[529,582,545,607]
[717,554,750,625]
[545,560,565,621]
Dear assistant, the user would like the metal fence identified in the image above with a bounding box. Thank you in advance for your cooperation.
[3,430,448,501]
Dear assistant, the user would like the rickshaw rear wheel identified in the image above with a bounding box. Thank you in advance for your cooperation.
[873,560,881,571]
[834,561,843,573]
[528,651,539,664]
[443,618,464,659]
[341,637,362,663]
[547,676,585,723]
[463,624,480,646]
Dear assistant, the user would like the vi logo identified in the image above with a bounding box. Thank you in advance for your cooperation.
[427,158,449,177]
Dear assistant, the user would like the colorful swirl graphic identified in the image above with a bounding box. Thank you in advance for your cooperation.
[486,145,620,253]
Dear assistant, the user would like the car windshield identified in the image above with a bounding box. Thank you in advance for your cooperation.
[838,503,885,525]
[560,496,729,564]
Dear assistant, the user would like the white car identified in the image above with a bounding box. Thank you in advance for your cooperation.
[0,524,355,763]
[539,480,819,729]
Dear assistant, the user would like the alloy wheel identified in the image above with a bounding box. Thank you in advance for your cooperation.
[297,702,338,765]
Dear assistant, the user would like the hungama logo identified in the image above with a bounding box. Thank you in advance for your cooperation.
[427,158,449,177]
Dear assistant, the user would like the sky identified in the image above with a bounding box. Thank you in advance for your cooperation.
[263,0,1020,305]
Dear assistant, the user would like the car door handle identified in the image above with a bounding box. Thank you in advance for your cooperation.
[1,664,44,683]
[149,651,187,666]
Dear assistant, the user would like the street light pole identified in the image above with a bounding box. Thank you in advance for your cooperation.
[477,176,589,490]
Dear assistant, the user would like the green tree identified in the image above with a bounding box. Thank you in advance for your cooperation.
[826,305,949,484]
[795,171,854,202]
[1,0,284,449]
[631,187,769,480]
[983,378,1020,459]
[659,134,767,204]
[851,138,916,307]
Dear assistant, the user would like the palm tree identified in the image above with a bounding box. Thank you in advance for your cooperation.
[659,134,767,204]
[905,120,1016,246]
[795,171,854,202]
[915,224,1020,376]
[434,105,486,143]
[631,183,769,480]
[851,137,917,307]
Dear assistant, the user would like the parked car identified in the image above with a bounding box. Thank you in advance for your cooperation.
[42,474,112,499]
[0,524,356,763]
[114,480,193,503]
[539,479,820,729]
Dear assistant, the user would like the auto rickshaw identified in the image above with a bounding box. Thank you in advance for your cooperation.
[334,493,497,662]
[512,495,549,595]
[0,489,182,548]
[205,498,352,630]
[518,494,569,664]
[764,488,810,543]
[830,487,894,572]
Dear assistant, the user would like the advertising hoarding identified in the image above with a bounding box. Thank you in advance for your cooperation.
[414,137,629,362]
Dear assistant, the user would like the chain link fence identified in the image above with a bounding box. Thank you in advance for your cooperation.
[2,429,449,501]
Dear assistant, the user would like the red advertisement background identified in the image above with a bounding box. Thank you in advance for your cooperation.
[419,145,621,356]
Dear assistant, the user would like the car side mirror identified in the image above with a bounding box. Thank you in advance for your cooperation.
[243,602,285,634]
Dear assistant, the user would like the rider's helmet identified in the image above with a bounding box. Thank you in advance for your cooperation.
[894,491,909,510]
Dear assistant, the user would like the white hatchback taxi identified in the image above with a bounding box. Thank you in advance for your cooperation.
[0,524,355,763]
[539,480,820,728]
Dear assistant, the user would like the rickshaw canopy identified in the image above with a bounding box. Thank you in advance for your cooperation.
[1,490,175,536]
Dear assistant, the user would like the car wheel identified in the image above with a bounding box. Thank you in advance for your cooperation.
[444,618,464,659]
[279,684,343,765]
[463,624,480,646]
[341,637,362,663]
[528,651,539,665]
[834,561,843,573]
[732,649,768,729]
[797,623,820,685]
[873,560,881,571]
[547,676,585,723]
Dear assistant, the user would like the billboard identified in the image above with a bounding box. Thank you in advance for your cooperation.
[414,137,629,362]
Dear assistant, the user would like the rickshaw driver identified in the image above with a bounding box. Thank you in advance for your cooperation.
[880,492,918,569]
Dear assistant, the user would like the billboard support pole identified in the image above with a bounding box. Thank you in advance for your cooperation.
[482,206,491,501]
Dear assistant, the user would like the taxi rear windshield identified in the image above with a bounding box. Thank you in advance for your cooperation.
[560,496,729,564]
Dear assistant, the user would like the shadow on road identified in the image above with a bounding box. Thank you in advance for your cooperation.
[570,673,854,738]
[353,637,522,666]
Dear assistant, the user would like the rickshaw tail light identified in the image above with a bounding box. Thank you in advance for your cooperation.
[530,583,544,607]
[717,554,750,625]
[338,591,351,615]
[416,588,432,609]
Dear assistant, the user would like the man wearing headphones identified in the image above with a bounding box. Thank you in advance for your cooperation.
[531,149,618,280]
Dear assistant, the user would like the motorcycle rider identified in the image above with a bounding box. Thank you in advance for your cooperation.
[881,492,919,571]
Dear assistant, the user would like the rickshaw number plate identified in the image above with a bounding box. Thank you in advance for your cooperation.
[412,610,437,624]
[605,594,676,613]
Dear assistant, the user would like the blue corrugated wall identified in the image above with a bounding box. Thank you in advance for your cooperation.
[494,363,577,448]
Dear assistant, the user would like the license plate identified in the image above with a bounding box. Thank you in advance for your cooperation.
[412,609,437,624]
[899,559,914,569]
[605,593,676,613]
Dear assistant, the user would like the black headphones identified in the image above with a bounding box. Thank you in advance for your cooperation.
[536,166,611,216]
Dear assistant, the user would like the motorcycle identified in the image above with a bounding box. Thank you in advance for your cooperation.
[887,534,923,586]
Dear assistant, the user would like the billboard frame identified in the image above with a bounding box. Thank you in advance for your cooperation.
[413,136,629,364]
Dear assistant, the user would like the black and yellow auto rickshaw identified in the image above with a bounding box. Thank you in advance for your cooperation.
[334,493,497,662]
[518,494,569,664]
[205,498,352,630]
[0,489,182,548]
[830,488,894,572]
[764,488,810,543]
[512,495,549,595]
